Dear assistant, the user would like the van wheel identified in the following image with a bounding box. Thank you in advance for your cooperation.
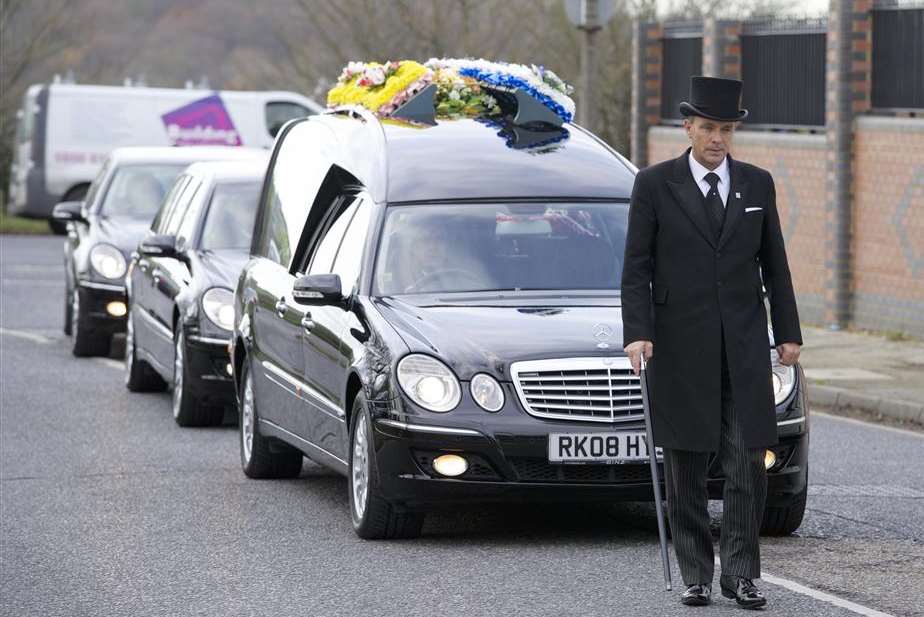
[349,394,424,539]
[172,329,222,426]
[124,304,165,392]
[71,288,109,357]
[239,361,302,478]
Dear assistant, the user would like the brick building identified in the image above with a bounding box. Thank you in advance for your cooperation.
[630,0,924,337]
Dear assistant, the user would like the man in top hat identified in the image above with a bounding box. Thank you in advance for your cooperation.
[621,76,802,609]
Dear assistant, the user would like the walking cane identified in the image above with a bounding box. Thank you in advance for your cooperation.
[639,352,672,591]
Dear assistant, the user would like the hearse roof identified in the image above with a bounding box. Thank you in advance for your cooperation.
[311,111,636,203]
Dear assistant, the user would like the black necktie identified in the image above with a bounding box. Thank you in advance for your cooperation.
[703,172,725,240]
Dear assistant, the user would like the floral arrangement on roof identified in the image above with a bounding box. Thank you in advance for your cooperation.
[326,58,575,124]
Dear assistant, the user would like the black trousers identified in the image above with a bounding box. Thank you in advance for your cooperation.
[662,333,768,584]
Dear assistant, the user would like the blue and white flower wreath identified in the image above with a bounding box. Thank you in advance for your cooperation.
[425,58,576,124]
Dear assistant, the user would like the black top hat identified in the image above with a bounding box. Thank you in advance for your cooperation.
[679,76,748,122]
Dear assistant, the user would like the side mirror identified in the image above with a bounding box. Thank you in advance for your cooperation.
[292,273,343,305]
[139,234,179,258]
[52,201,86,224]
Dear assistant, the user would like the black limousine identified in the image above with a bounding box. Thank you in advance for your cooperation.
[231,107,809,539]
[125,158,268,426]
[53,146,267,357]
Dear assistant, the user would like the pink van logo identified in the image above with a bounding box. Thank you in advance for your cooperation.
[161,95,242,146]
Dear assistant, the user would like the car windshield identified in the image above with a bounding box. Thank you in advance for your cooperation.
[199,180,262,251]
[374,202,629,296]
[99,164,186,219]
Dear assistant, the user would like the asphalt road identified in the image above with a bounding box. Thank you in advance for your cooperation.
[2,235,921,617]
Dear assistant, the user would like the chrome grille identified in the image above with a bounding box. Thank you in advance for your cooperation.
[510,357,644,423]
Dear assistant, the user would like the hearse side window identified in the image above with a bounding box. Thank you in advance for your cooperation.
[307,198,360,275]
[256,120,337,268]
[152,175,190,232]
[330,198,372,295]
[265,101,310,138]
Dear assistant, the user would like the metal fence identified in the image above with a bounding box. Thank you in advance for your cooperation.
[872,5,924,109]
[660,24,702,121]
[740,18,827,128]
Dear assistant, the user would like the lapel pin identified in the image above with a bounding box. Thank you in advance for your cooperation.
[735,192,741,199]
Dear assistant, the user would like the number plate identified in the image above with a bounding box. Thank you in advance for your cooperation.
[548,432,662,464]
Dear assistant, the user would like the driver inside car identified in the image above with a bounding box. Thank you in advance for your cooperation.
[401,224,492,294]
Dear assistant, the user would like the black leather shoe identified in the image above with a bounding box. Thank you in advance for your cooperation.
[720,575,767,609]
[681,583,712,606]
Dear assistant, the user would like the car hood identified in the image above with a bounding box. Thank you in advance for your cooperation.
[372,295,626,381]
[194,249,250,290]
[94,216,152,255]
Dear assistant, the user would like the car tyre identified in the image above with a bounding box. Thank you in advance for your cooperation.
[238,360,302,478]
[760,483,807,536]
[124,303,165,392]
[71,287,110,357]
[63,278,73,336]
[172,328,223,427]
[349,393,424,540]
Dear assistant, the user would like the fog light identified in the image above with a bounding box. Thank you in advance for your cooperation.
[226,362,233,376]
[764,450,777,470]
[432,454,468,477]
[106,301,127,317]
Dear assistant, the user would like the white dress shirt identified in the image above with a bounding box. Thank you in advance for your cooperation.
[688,151,730,207]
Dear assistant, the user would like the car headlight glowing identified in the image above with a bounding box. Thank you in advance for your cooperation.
[470,373,504,412]
[770,347,796,405]
[89,244,127,280]
[397,354,461,412]
[201,287,234,331]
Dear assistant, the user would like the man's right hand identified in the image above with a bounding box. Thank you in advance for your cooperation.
[624,340,653,375]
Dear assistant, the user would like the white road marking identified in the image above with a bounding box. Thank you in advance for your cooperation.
[815,411,924,439]
[94,358,123,371]
[711,557,895,616]
[0,327,52,344]
[760,571,896,617]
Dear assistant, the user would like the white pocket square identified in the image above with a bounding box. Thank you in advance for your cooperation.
[745,207,763,213]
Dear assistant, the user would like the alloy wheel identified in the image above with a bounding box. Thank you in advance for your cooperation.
[71,289,80,339]
[172,332,184,419]
[241,372,254,463]
[351,413,370,521]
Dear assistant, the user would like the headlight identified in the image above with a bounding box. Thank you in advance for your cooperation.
[397,354,461,412]
[201,287,234,331]
[89,244,127,280]
[470,373,504,412]
[770,347,796,405]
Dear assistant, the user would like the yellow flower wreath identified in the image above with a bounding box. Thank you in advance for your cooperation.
[327,61,430,112]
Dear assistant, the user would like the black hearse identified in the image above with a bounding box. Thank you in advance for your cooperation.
[232,105,809,539]
[125,158,268,426]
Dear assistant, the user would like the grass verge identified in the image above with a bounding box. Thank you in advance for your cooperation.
[0,211,51,235]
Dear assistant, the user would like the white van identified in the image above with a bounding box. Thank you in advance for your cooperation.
[8,83,322,229]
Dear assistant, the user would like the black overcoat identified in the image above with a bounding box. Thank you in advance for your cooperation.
[621,149,802,452]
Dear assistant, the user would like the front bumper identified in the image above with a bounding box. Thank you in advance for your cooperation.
[184,332,235,406]
[77,280,127,334]
[369,370,809,510]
